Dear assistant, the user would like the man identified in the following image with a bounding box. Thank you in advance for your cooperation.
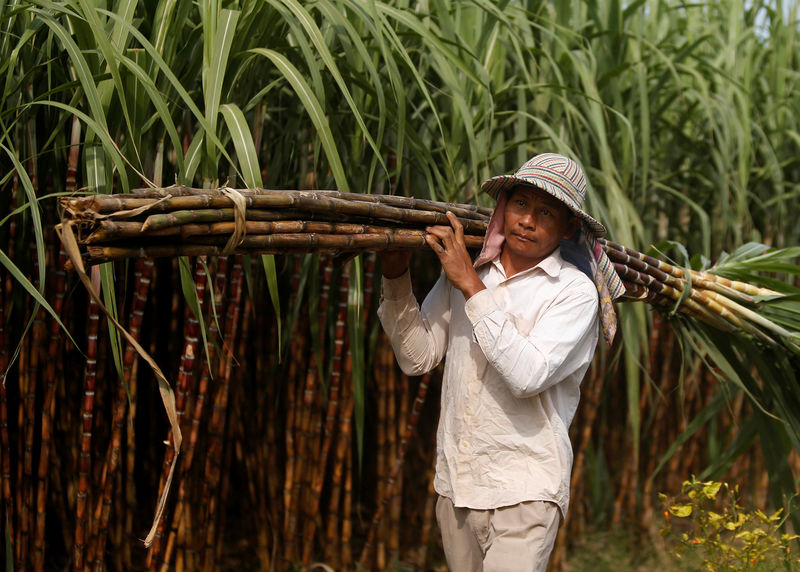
[377,153,623,571]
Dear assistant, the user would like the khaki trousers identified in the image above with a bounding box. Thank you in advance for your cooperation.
[435,496,561,572]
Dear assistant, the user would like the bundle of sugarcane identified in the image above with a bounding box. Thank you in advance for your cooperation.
[599,239,800,353]
[58,187,493,264]
[58,187,800,351]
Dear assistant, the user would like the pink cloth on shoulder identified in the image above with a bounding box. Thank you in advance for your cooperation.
[473,191,507,268]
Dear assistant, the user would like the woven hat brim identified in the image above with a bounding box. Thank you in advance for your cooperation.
[480,174,606,237]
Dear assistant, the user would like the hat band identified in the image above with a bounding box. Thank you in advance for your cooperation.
[516,165,586,210]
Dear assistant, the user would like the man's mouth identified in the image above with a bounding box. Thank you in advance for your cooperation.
[512,232,535,243]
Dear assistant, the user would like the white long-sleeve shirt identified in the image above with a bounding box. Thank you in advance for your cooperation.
[377,247,599,517]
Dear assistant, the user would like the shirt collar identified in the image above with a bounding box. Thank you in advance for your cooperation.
[489,246,565,280]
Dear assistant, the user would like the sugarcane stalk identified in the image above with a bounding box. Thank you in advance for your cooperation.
[610,260,742,334]
[82,232,484,265]
[123,318,142,568]
[34,317,55,572]
[64,187,491,220]
[236,370,272,570]
[568,354,605,532]
[302,258,339,569]
[25,114,42,569]
[86,219,480,244]
[91,258,154,570]
[65,192,489,236]
[605,239,776,311]
[41,125,80,567]
[382,341,399,568]
[361,252,377,325]
[65,115,81,197]
[282,255,306,565]
[706,289,798,343]
[55,119,81,567]
[27,310,46,572]
[81,245,218,264]
[17,303,43,568]
[183,231,482,251]
[359,365,432,567]
[199,257,244,570]
[38,213,72,564]
[290,280,326,568]
[606,245,775,333]
[14,339,26,567]
[81,208,361,240]
[685,286,771,341]
[300,257,336,566]
[52,343,75,557]
[142,208,246,231]
[601,239,780,297]
[390,365,407,565]
[640,318,676,528]
[613,263,725,328]
[33,174,57,568]
[0,283,14,561]
[87,308,109,564]
[0,438,5,554]
[676,362,706,491]
[619,282,676,309]
[210,411,237,570]
[663,344,696,514]
[341,414,354,569]
[324,267,353,567]
[75,296,100,571]
[375,338,389,570]
[416,467,437,570]
[146,258,206,569]
[257,299,280,569]
[175,257,227,570]
[339,343,357,568]
[205,284,250,570]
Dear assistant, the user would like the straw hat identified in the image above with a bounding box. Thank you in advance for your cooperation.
[480,153,606,237]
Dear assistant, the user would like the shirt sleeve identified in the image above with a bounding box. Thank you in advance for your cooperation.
[377,271,451,376]
[464,284,598,398]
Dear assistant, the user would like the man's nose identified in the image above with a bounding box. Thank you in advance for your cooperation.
[519,211,536,228]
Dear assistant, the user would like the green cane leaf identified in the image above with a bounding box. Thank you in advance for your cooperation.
[261,253,282,357]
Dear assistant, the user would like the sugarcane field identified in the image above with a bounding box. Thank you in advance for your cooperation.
[3,1,800,571]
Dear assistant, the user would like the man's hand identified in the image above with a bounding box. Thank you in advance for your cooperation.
[425,211,486,300]
[378,249,412,279]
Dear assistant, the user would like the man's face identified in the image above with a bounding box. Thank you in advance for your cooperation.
[502,185,577,270]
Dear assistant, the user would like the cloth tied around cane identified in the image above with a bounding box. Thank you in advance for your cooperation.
[220,187,248,255]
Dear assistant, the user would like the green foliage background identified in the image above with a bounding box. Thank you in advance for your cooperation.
[2,0,800,568]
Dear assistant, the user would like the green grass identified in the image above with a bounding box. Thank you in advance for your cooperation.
[565,527,679,572]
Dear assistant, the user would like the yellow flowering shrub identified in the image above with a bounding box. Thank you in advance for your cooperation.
[659,477,800,571]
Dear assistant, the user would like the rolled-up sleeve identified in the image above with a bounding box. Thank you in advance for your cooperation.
[464,286,598,398]
[377,272,451,376]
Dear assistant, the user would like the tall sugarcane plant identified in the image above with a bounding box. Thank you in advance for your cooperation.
[3,0,800,568]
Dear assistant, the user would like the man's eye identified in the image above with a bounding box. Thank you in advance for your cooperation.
[541,208,551,216]
[516,200,526,208]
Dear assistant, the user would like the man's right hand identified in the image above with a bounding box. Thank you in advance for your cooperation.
[378,250,411,279]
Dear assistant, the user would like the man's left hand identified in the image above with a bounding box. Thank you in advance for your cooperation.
[425,211,486,300]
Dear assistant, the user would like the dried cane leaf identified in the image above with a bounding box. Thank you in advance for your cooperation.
[57,221,180,548]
